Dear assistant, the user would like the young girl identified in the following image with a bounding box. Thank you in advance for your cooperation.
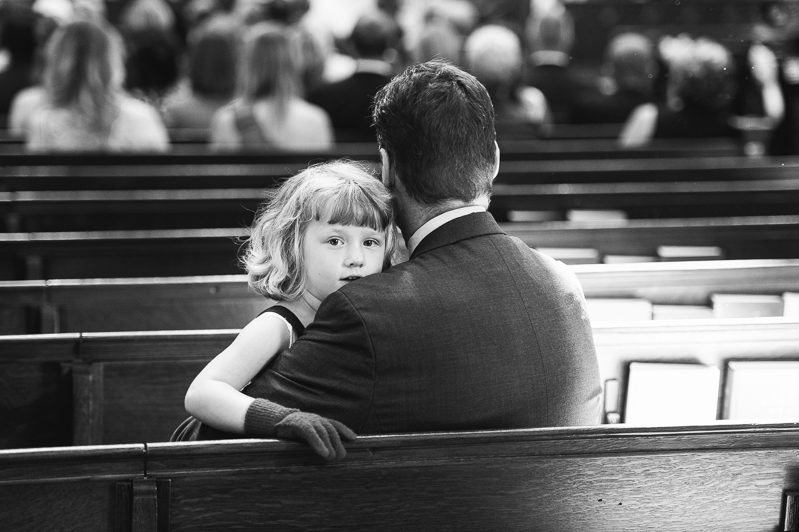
[172,160,399,442]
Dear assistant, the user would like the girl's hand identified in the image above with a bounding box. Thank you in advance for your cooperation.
[275,412,357,460]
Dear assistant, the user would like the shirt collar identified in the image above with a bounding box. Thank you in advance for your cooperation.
[407,205,486,256]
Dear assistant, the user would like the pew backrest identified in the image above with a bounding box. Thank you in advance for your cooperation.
[4,217,799,280]
[2,320,797,448]
[2,259,798,335]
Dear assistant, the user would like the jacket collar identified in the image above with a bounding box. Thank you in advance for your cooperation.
[410,211,505,260]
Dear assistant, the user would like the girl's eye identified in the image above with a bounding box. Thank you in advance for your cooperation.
[327,237,343,246]
[364,239,382,247]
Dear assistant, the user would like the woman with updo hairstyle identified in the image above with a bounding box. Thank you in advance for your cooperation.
[26,19,169,152]
[209,21,333,151]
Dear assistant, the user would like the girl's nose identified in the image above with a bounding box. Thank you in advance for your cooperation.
[345,245,364,267]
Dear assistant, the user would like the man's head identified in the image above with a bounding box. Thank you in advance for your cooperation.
[351,10,399,60]
[372,60,497,207]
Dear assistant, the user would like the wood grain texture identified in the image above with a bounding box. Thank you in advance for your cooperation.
[1,260,796,334]
[146,423,799,531]
[0,444,145,532]
[3,320,799,448]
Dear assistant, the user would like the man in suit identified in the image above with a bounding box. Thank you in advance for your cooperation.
[244,61,602,459]
[307,10,399,142]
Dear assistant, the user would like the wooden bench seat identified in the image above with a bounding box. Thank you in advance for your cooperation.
[2,319,797,448]
[1,259,797,334]
[2,423,798,530]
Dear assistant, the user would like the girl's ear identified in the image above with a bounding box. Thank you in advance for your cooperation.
[380,148,394,189]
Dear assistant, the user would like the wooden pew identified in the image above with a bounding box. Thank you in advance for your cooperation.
[0,333,79,448]
[3,423,798,531]
[0,228,245,280]
[3,216,799,280]
[2,319,797,448]
[1,259,797,334]
[5,156,799,232]
[144,423,799,530]
[0,444,149,531]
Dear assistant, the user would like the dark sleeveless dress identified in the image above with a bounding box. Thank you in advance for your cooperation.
[169,306,305,442]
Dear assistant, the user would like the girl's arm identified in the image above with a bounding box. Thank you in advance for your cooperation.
[184,312,292,434]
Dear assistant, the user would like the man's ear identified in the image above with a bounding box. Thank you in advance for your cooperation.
[380,148,394,188]
[492,141,501,180]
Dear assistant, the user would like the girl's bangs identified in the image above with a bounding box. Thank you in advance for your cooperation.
[314,184,390,230]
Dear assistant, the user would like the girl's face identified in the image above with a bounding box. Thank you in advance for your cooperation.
[301,220,387,303]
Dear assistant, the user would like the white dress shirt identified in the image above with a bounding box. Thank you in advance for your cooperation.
[406,205,486,256]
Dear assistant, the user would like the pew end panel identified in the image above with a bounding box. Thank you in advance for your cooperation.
[0,444,146,532]
[0,280,48,334]
[147,423,799,531]
[75,330,239,446]
[0,334,80,449]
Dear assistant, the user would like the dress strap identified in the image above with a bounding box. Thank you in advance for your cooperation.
[259,305,305,346]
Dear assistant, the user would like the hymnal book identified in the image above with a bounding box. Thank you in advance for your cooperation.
[711,294,784,319]
[784,292,799,317]
[652,305,714,320]
[624,362,720,425]
[536,247,600,265]
[657,246,724,261]
[507,210,562,222]
[584,298,652,323]
[566,209,628,222]
[725,361,799,420]
[602,255,658,264]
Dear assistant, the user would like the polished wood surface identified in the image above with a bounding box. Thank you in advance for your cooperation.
[2,319,796,448]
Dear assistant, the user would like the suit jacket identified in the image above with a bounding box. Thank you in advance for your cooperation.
[246,212,602,433]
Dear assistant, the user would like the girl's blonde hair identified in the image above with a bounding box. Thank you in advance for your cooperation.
[238,21,299,119]
[244,160,400,300]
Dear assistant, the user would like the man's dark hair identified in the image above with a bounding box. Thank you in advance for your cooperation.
[351,11,398,59]
[372,60,497,205]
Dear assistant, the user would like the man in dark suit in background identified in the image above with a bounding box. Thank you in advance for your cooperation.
[244,61,602,459]
[307,10,398,142]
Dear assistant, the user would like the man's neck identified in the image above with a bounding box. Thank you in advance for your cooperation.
[398,196,490,246]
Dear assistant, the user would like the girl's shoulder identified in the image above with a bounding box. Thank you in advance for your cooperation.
[259,305,306,338]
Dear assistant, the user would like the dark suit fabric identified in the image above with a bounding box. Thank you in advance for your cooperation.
[245,212,602,434]
[307,72,391,142]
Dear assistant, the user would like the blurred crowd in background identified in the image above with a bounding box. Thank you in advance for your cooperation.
[1,0,799,153]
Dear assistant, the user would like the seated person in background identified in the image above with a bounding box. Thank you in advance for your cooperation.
[620,35,784,148]
[409,0,478,66]
[0,4,37,129]
[186,60,602,459]
[524,0,593,124]
[210,21,333,151]
[307,10,400,143]
[162,25,237,140]
[173,160,400,456]
[119,0,182,110]
[573,32,659,125]
[26,19,169,152]
[464,24,550,140]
